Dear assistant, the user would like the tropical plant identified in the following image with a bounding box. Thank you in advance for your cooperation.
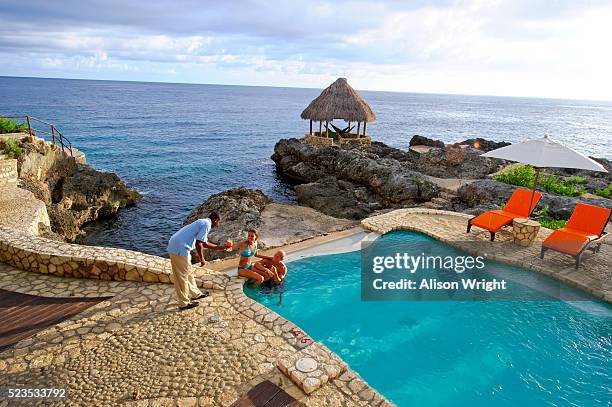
[533,206,568,230]
[496,165,587,197]
[2,139,23,158]
[539,175,587,197]
[594,184,612,198]
[540,218,568,230]
[0,117,28,134]
[495,165,535,188]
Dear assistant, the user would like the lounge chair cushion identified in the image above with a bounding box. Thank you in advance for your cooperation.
[503,189,542,217]
[542,228,592,255]
[470,211,514,233]
[542,203,610,256]
[565,203,611,237]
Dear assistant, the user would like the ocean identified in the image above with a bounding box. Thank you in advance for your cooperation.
[1,76,611,256]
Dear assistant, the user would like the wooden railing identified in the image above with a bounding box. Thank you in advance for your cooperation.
[2,116,73,156]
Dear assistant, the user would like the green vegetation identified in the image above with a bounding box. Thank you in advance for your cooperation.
[495,165,535,188]
[539,175,587,197]
[495,165,587,197]
[2,139,23,158]
[594,184,612,198]
[533,205,568,230]
[0,117,28,134]
[540,218,568,229]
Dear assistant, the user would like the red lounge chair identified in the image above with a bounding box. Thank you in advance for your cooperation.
[467,188,542,241]
[541,203,611,269]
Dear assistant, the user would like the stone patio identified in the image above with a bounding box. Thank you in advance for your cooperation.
[0,262,390,406]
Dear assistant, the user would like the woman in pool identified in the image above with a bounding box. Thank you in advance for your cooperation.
[232,229,276,286]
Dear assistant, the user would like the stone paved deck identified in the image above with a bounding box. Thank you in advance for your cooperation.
[0,262,390,406]
[361,208,611,302]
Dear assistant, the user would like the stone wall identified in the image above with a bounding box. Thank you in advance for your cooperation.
[303,133,372,147]
[304,133,334,146]
[0,225,173,283]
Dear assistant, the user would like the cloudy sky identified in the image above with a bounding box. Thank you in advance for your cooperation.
[1,0,612,100]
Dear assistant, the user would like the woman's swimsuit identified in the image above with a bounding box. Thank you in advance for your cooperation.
[238,242,257,270]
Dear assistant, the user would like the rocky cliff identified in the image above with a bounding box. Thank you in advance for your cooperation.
[271,138,442,219]
[14,137,141,241]
[271,135,611,223]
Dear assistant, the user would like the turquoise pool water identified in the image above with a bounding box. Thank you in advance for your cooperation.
[245,231,612,407]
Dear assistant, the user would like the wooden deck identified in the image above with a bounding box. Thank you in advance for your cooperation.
[231,380,304,407]
[0,288,110,351]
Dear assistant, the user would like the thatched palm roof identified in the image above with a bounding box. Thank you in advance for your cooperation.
[301,78,376,122]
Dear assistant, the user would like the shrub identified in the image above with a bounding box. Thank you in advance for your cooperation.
[0,117,28,134]
[496,165,587,197]
[540,218,568,230]
[539,175,587,197]
[533,205,568,230]
[594,184,612,198]
[2,139,23,158]
[565,175,586,185]
[495,165,535,188]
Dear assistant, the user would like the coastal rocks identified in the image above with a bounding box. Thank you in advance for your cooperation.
[295,177,381,219]
[15,137,141,241]
[457,179,612,219]
[258,203,355,247]
[409,135,445,148]
[458,138,511,152]
[183,188,355,261]
[415,144,502,179]
[272,138,438,219]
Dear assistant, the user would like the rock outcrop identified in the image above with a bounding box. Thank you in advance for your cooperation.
[183,187,355,262]
[272,138,439,219]
[409,135,444,148]
[14,137,141,241]
[458,138,511,152]
[415,144,502,178]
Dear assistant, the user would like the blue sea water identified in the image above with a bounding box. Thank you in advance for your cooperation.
[246,231,612,407]
[1,76,611,255]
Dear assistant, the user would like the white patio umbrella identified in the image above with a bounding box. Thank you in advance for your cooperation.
[482,134,608,212]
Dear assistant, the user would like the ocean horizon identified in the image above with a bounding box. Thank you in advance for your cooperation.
[1,75,611,256]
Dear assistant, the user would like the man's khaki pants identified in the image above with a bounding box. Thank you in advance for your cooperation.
[169,253,202,307]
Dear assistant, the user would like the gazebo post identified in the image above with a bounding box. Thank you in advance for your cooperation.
[319,121,322,136]
[357,122,361,138]
[309,120,312,135]
[363,122,367,138]
[325,121,329,138]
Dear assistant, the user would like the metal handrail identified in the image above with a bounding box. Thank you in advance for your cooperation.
[1,115,73,156]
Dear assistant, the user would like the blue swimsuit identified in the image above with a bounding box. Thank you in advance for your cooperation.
[238,242,257,270]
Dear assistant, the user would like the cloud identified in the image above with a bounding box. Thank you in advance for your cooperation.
[0,0,611,100]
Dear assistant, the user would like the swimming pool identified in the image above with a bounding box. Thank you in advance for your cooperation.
[245,230,612,407]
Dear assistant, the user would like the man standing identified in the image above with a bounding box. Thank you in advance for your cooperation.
[167,212,226,310]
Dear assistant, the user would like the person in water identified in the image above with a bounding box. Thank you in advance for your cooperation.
[257,250,287,284]
[232,229,276,286]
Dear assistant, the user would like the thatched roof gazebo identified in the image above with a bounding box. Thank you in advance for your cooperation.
[301,78,375,145]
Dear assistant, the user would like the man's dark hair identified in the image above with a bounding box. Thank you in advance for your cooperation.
[209,212,220,222]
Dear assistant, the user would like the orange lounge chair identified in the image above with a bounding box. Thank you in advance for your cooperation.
[541,203,611,269]
[467,188,542,241]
